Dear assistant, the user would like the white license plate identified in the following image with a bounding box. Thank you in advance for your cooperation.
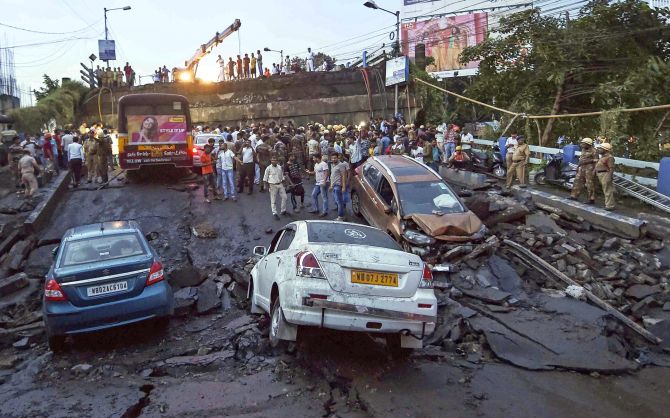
[87,281,128,297]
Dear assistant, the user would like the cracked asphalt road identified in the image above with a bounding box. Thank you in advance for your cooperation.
[0,174,668,418]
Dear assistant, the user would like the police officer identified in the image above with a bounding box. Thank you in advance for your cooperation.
[255,138,273,192]
[95,132,110,183]
[83,133,98,183]
[595,143,616,211]
[570,137,597,203]
[8,137,24,189]
[506,136,530,188]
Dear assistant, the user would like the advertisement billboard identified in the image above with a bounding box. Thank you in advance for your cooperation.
[98,39,116,61]
[402,13,488,76]
[385,56,410,86]
[127,115,187,144]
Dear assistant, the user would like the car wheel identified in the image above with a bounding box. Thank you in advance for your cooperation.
[493,165,506,178]
[386,334,412,359]
[48,334,66,353]
[534,172,547,185]
[269,297,286,349]
[350,191,362,217]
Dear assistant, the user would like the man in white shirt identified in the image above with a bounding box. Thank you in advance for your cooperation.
[306,135,320,171]
[231,128,239,142]
[67,136,85,187]
[235,140,256,194]
[306,48,315,72]
[217,142,237,201]
[461,130,474,150]
[216,54,225,82]
[307,154,329,216]
[411,144,425,163]
[263,156,288,219]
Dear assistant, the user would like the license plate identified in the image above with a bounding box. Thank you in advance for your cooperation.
[351,270,399,287]
[87,281,128,297]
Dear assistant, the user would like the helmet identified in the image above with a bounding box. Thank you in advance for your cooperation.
[456,146,462,151]
[580,137,593,145]
[598,143,612,151]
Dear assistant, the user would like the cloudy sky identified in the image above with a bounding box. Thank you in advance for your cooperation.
[3,0,400,103]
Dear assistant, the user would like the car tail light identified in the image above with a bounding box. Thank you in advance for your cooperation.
[296,251,325,279]
[192,147,198,154]
[146,261,164,286]
[45,278,67,301]
[419,264,433,289]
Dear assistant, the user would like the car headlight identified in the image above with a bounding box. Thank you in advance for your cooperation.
[402,230,435,246]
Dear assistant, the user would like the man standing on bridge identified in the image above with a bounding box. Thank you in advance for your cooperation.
[256,50,263,78]
[570,137,597,203]
[216,55,225,82]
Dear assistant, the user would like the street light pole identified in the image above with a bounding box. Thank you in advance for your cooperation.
[364,1,401,117]
[102,6,131,66]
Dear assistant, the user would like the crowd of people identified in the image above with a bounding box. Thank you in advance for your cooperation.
[190,117,476,219]
[214,47,320,82]
[7,124,118,199]
[95,63,135,88]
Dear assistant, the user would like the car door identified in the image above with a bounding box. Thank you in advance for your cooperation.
[256,230,283,309]
[258,226,296,306]
[358,163,383,224]
[365,174,395,230]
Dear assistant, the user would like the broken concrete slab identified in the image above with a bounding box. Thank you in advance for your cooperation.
[167,263,205,289]
[468,294,638,373]
[196,278,221,314]
[525,213,566,235]
[625,284,661,301]
[164,349,235,366]
[439,167,491,190]
[518,187,645,239]
[173,287,198,316]
[191,222,218,239]
[3,239,34,272]
[488,255,523,295]
[0,272,29,297]
[24,244,57,278]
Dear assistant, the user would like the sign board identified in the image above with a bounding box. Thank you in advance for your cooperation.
[385,56,409,87]
[402,13,488,79]
[98,40,116,61]
[127,115,187,144]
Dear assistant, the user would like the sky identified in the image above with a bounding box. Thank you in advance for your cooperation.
[2,0,400,104]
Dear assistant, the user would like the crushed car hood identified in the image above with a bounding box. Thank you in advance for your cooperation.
[407,211,483,239]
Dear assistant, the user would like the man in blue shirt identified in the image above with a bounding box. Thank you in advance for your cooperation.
[381,132,391,155]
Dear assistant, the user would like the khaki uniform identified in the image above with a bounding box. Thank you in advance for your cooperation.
[506,143,530,187]
[95,136,110,182]
[8,144,24,187]
[18,154,39,197]
[571,147,597,201]
[595,152,616,210]
[84,138,98,181]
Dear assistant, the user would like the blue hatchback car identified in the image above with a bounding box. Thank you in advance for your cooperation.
[43,221,173,351]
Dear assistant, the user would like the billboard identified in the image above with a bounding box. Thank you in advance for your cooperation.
[402,13,488,76]
[385,56,409,86]
[128,115,187,144]
[98,39,116,61]
[403,0,434,4]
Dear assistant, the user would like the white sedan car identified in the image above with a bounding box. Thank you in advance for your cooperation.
[248,221,437,352]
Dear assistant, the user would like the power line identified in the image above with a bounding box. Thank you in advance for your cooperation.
[0,33,102,49]
[0,19,101,35]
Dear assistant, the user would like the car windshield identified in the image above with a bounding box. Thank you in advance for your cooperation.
[307,223,401,251]
[397,182,464,215]
[60,233,146,267]
[195,135,221,145]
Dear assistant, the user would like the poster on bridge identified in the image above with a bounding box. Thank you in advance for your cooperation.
[401,13,488,77]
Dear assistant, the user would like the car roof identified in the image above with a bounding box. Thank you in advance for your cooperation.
[63,221,141,241]
[372,155,441,183]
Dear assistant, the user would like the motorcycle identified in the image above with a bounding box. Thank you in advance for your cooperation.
[534,153,576,189]
[461,145,506,177]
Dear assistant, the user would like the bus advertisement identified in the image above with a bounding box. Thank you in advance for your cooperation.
[117,94,193,170]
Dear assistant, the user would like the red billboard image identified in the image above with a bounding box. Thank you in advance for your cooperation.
[128,115,187,144]
[402,13,488,73]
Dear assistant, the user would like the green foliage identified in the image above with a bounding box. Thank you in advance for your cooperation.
[33,74,60,102]
[455,0,670,159]
[11,80,88,133]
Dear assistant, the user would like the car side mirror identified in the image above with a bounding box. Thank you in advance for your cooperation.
[51,246,59,259]
[253,246,267,257]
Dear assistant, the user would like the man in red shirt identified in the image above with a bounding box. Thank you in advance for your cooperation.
[124,62,133,86]
[200,144,220,203]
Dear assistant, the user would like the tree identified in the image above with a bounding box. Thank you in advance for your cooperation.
[458,0,670,159]
[12,80,88,133]
[33,74,61,102]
